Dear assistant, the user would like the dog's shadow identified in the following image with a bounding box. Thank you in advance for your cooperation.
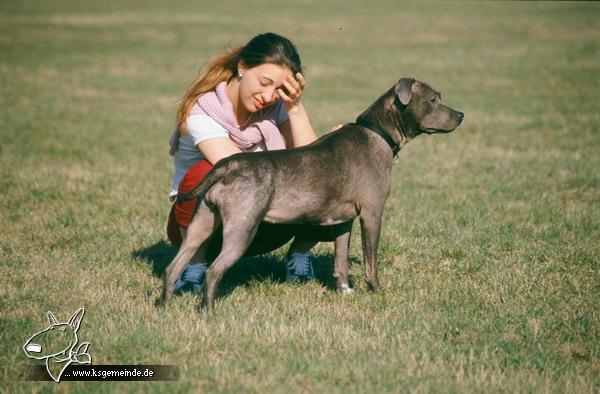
[132,241,354,300]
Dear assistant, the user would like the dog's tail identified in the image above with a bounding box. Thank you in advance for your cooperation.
[176,164,227,204]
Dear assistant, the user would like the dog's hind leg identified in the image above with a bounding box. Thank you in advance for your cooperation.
[359,209,383,292]
[334,222,354,294]
[160,201,220,306]
[200,211,264,312]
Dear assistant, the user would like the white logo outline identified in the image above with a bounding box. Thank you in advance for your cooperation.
[23,308,92,382]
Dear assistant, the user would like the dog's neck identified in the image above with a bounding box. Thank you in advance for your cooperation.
[46,350,73,381]
[356,89,413,155]
[355,117,401,156]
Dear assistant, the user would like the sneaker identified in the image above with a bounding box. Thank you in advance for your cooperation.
[285,251,316,282]
[174,262,208,294]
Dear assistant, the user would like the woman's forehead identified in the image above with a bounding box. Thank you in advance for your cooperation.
[251,63,293,81]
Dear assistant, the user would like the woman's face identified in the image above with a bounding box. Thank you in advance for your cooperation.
[238,62,293,112]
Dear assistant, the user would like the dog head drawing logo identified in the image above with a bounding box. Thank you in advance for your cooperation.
[23,308,92,382]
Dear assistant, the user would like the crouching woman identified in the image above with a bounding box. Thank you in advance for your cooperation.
[167,32,336,293]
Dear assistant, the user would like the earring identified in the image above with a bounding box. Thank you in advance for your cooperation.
[237,70,244,80]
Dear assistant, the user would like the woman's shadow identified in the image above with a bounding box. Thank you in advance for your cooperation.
[132,240,352,299]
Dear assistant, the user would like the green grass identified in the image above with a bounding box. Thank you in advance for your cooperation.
[1,1,599,392]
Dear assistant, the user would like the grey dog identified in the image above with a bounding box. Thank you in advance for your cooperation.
[160,77,464,312]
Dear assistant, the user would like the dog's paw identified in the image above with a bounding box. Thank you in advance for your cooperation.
[340,284,355,294]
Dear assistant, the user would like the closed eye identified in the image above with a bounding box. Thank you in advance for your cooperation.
[259,77,274,87]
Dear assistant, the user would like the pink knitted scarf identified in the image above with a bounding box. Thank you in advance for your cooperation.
[191,81,286,151]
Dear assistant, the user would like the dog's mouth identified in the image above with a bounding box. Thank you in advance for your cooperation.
[421,111,464,134]
[422,127,455,134]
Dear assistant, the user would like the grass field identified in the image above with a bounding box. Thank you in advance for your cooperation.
[1,1,599,392]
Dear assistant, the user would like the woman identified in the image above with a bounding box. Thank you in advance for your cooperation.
[168,33,329,294]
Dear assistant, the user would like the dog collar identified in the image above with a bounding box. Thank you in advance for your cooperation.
[355,117,401,157]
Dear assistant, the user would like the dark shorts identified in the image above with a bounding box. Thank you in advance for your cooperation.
[166,159,351,259]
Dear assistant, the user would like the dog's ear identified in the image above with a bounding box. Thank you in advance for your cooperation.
[68,308,85,332]
[395,78,415,106]
[47,311,59,326]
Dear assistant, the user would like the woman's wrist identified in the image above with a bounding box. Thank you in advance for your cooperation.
[284,100,305,115]
[287,106,317,146]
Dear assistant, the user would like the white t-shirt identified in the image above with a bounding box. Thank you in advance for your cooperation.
[170,101,288,197]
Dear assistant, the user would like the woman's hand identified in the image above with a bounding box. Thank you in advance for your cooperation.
[276,73,305,112]
[276,72,318,148]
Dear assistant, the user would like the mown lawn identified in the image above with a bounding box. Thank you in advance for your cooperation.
[1,1,599,392]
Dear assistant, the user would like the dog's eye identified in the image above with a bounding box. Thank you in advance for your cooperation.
[430,97,437,103]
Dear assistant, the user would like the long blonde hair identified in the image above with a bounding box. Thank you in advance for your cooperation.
[175,33,302,133]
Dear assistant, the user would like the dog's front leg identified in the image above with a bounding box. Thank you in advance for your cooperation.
[334,222,354,294]
[359,210,383,291]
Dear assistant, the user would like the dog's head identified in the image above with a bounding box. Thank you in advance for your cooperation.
[393,78,464,137]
